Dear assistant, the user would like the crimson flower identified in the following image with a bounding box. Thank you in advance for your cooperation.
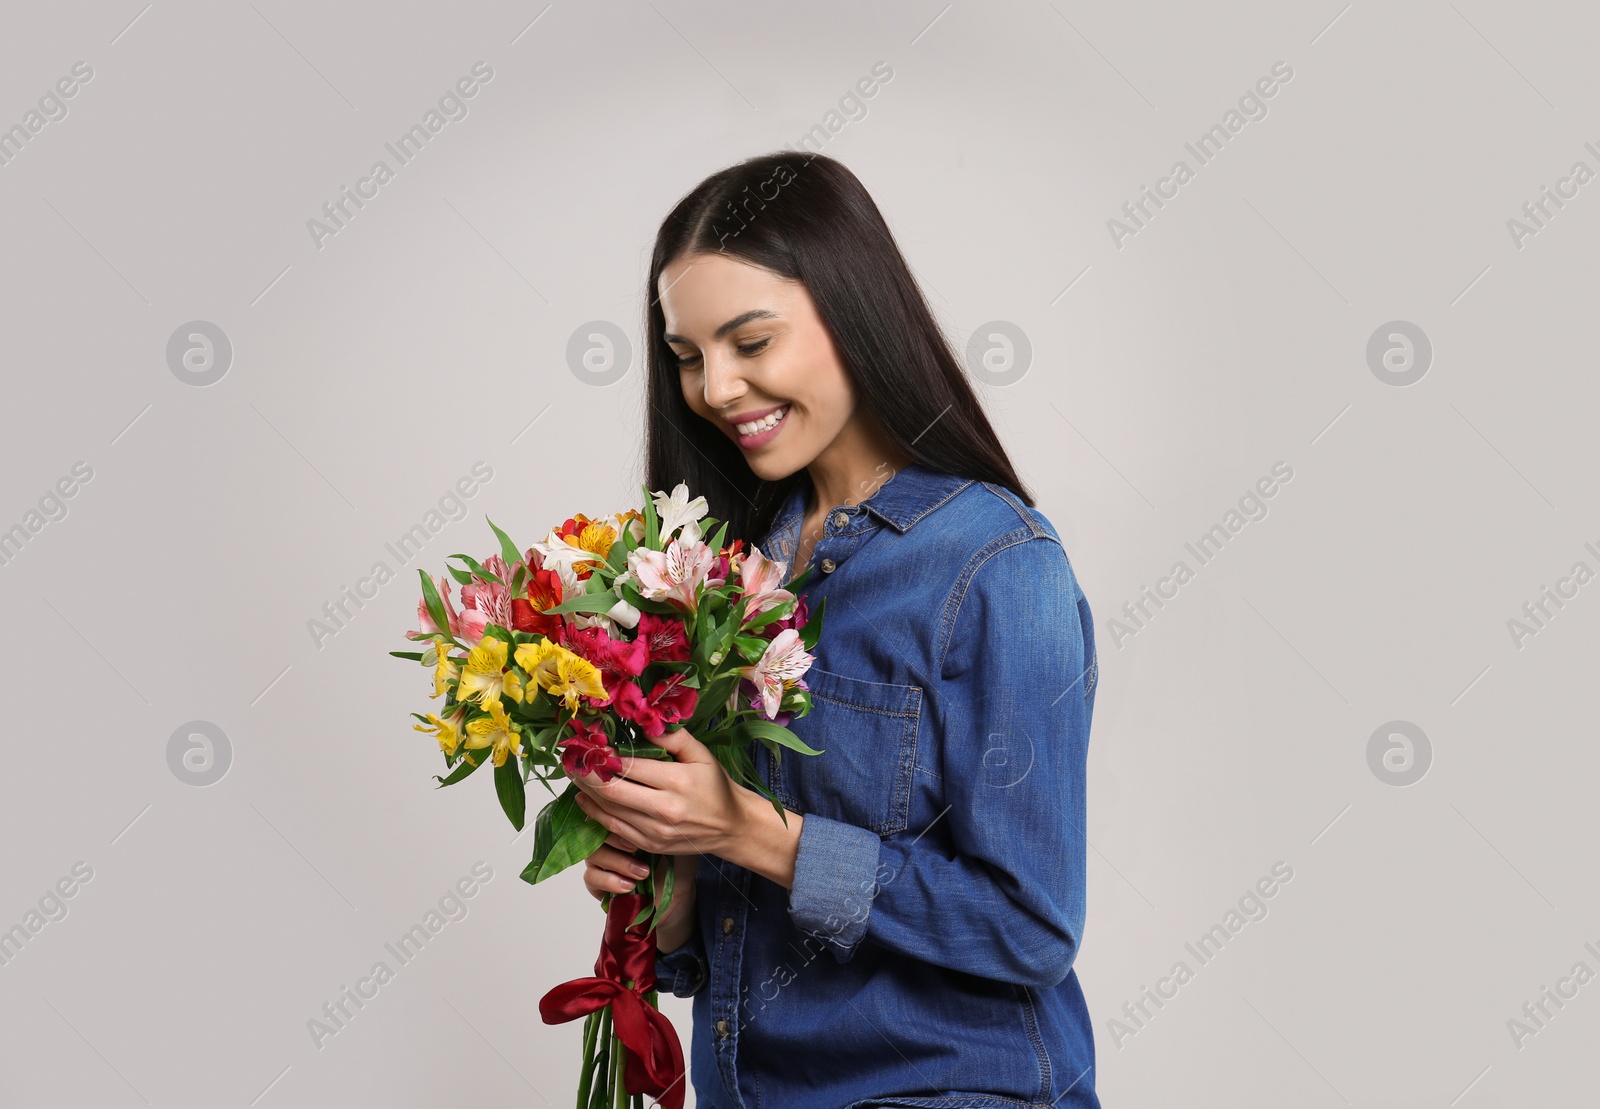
[557,718,624,782]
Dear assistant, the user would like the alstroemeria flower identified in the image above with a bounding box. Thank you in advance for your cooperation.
[651,482,709,543]
[532,515,617,579]
[463,699,522,768]
[738,627,812,720]
[565,625,649,700]
[510,566,566,642]
[408,574,464,641]
[737,544,795,622]
[457,560,515,647]
[628,537,715,611]
[515,640,610,711]
[457,637,522,709]
[556,718,624,782]
[612,673,697,738]
[635,611,691,664]
[426,636,461,699]
[414,702,468,756]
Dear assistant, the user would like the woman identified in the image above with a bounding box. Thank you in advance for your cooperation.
[569,152,1100,1109]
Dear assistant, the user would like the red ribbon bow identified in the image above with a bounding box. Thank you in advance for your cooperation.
[539,892,686,1109]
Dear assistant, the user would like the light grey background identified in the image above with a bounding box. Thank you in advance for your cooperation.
[1,1,1595,1105]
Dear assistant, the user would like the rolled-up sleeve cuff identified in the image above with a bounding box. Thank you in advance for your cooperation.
[787,814,881,959]
[655,940,707,998]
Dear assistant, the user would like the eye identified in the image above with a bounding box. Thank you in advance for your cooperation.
[673,351,702,368]
[738,338,770,357]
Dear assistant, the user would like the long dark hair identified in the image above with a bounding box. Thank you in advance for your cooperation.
[643,151,1032,547]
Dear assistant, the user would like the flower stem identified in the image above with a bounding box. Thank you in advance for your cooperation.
[575,1010,599,1109]
[611,1023,627,1109]
[589,1007,612,1109]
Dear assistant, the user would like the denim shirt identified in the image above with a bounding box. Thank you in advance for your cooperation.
[656,461,1101,1109]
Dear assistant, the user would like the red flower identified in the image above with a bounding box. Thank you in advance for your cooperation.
[511,566,567,643]
[612,674,698,738]
[636,612,690,664]
[558,718,624,782]
[566,625,650,702]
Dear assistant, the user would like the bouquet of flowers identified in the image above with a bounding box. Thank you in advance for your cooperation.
[391,482,825,1109]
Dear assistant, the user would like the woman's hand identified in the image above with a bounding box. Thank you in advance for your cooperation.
[581,832,700,953]
[570,725,743,858]
[570,724,805,889]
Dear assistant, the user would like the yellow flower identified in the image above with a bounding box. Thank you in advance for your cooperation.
[514,639,561,688]
[514,639,608,710]
[463,699,522,768]
[430,637,461,699]
[458,637,523,708]
[414,712,462,756]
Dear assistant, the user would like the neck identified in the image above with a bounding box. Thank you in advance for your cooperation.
[802,438,914,518]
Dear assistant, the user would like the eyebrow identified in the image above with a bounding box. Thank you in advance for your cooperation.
[662,309,780,345]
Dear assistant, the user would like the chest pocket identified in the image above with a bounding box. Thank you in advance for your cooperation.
[772,666,922,837]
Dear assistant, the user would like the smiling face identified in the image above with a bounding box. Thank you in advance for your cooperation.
[659,252,861,483]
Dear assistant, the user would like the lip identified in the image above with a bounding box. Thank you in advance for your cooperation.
[727,403,790,450]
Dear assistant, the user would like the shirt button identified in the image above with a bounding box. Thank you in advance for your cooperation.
[820,558,836,573]
[832,511,848,528]
[717,1019,730,1038]
[722,916,734,936]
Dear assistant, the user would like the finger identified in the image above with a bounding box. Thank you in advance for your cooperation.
[587,772,672,817]
[590,845,652,879]
[576,792,651,850]
[613,751,679,789]
[650,725,709,763]
[605,832,640,853]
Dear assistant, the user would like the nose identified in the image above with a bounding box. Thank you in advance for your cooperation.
[700,350,748,413]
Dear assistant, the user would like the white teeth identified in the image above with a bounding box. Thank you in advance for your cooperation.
[736,405,788,436]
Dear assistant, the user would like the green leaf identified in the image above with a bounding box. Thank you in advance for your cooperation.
[389,650,425,661]
[522,784,609,884]
[486,517,524,574]
[542,591,622,616]
[433,752,484,787]
[641,482,660,549]
[494,754,527,831]
[799,594,827,651]
[446,552,501,585]
[445,563,475,587]
[735,718,823,756]
[733,634,769,662]
[417,570,452,641]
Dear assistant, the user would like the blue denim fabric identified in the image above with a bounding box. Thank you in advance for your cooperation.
[656,462,1100,1109]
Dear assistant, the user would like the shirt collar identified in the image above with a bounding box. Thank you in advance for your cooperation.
[767,461,974,542]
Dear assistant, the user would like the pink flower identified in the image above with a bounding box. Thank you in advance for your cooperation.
[627,538,716,611]
[737,544,795,623]
[557,718,624,782]
[612,674,698,738]
[407,574,464,640]
[738,627,812,720]
[457,555,516,646]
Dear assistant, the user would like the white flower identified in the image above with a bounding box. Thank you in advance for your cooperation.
[652,482,709,540]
